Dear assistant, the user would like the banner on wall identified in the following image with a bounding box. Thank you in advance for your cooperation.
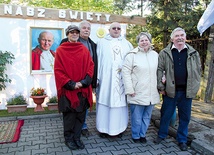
[0,4,146,26]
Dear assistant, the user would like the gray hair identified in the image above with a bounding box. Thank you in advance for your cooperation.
[39,31,54,40]
[109,22,121,29]
[170,27,186,40]
[136,32,152,43]
[79,20,91,29]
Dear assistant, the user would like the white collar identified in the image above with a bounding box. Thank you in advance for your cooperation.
[171,44,187,52]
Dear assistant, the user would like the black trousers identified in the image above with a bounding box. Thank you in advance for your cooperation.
[63,110,86,142]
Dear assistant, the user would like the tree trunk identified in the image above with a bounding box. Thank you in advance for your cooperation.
[204,39,214,103]
[163,0,168,48]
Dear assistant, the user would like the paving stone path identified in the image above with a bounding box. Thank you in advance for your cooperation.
[0,112,200,155]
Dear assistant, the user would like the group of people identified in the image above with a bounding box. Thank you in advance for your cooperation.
[47,20,201,152]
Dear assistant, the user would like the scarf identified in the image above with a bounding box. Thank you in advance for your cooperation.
[54,42,94,109]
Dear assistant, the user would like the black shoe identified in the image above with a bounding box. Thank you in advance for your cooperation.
[81,129,90,137]
[179,143,188,151]
[154,136,164,144]
[140,137,147,144]
[99,133,108,138]
[132,138,140,143]
[117,133,123,138]
[65,141,78,150]
[74,140,85,149]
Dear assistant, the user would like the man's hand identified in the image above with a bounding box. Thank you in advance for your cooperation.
[159,91,166,95]
[129,93,136,97]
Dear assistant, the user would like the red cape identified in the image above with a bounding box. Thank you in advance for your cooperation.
[32,46,55,70]
[54,42,94,109]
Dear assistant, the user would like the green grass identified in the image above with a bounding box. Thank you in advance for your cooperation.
[0,102,96,117]
[0,107,58,117]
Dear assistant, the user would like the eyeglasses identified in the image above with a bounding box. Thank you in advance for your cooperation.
[112,27,121,30]
[69,31,79,34]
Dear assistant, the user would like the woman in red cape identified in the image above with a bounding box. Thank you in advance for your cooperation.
[54,25,94,150]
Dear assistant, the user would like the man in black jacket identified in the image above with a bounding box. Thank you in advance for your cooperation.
[60,20,98,137]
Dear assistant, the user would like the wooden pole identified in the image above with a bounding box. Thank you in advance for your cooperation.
[204,37,214,103]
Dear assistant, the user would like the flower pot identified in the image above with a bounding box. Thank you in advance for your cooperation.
[46,103,58,111]
[30,95,47,112]
[6,104,28,113]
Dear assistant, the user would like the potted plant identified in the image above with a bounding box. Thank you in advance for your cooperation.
[0,50,15,91]
[30,87,47,112]
[6,94,28,113]
[46,95,58,111]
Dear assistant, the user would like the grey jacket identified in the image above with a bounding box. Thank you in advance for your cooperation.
[157,42,201,98]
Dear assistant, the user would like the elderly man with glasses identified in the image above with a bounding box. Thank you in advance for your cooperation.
[96,22,133,138]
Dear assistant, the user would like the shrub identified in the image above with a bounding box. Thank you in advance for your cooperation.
[7,94,27,105]
[0,50,15,91]
[49,96,58,103]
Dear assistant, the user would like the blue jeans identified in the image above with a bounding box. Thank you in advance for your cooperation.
[130,104,154,139]
[82,109,88,129]
[170,109,176,127]
[158,91,192,143]
[161,95,177,126]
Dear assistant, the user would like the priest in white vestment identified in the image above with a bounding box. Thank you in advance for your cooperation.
[96,22,133,137]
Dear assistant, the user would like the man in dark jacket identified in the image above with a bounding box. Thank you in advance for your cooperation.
[154,27,201,151]
[61,20,97,137]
